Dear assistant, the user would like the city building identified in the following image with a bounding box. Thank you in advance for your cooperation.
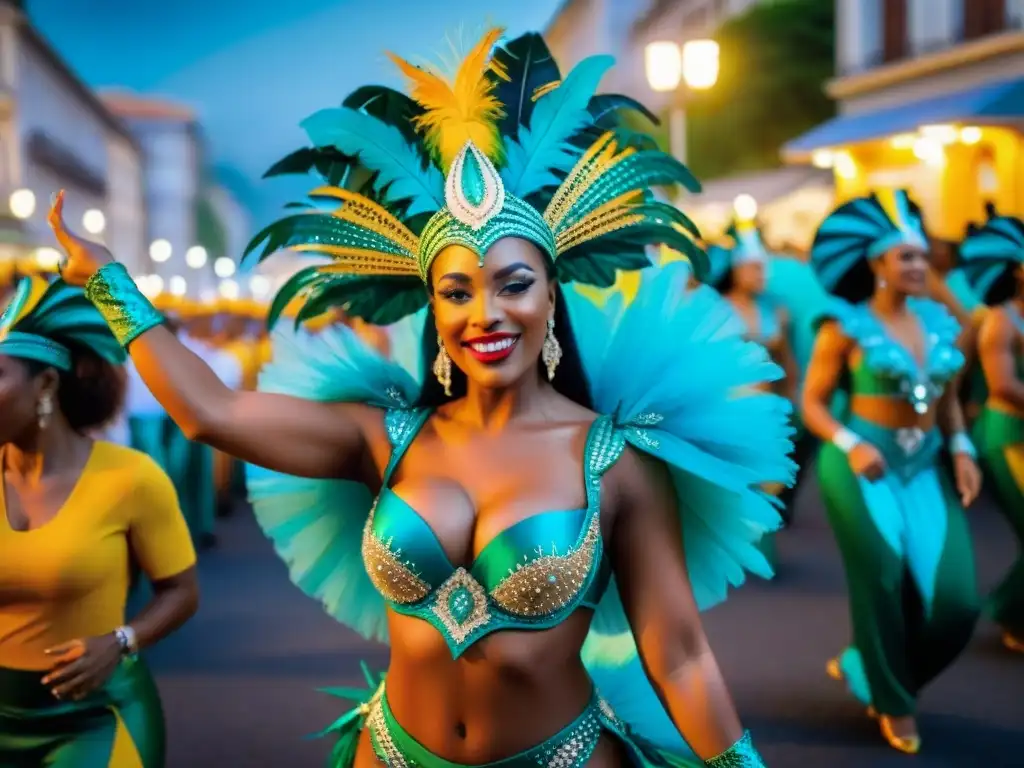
[0,1,146,276]
[784,0,1024,240]
[101,90,209,292]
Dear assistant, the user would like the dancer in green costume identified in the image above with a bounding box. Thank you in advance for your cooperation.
[801,189,982,755]
[959,205,1024,653]
[45,27,793,768]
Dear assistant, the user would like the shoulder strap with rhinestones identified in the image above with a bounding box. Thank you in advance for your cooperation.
[381,407,432,484]
[583,415,627,513]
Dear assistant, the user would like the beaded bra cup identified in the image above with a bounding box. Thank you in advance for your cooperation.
[361,409,624,659]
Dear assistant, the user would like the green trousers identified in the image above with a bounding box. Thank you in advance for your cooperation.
[817,430,979,717]
[0,658,164,767]
[974,407,1024,637]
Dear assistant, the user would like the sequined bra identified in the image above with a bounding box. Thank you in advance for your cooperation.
[832,298,964,415]
[361,409,623,658]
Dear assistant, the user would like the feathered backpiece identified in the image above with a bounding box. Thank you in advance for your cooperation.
[810,189,928,298]
[959,202,1024,304]
[245,28,705,327]
[0,275,127,370]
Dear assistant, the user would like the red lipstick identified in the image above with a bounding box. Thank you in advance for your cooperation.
[462,332,520,364]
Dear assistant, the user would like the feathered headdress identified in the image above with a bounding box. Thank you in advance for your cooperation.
[244,29,705,327]
[704,214,770,289]
[959,203,1024,304]
[810,189,928,299]
[0,275,127,370]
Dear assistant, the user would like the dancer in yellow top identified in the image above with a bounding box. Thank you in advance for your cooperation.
[0,276,198,767]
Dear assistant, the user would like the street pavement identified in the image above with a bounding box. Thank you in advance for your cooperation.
[148,474,1024,767]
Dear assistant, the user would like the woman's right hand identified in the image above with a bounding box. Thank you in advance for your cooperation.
[47,190,114,286]
[848,441,887,480]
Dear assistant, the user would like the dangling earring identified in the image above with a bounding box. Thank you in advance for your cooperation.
[878,276,887,290]
[433,336,452,396]
[542,318,562,381]
[37,393,53,430]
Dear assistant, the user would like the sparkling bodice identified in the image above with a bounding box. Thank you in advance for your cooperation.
[830,298,964,415]
[360,409,623,658]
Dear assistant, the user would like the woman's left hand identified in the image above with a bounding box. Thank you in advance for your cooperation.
[42,635,122,701]
[952,453,982,508]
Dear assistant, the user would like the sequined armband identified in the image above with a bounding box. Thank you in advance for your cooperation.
[704,732,766,768]
[84,262,164,348]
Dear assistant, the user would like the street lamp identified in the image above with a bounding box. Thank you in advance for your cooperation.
[645,39,720,165]
[82,209,105,235]
[734,194,758,220]
[149,239,172,263]
[185,245,208,269]
[213,257,235,278]
[9,189,36,220]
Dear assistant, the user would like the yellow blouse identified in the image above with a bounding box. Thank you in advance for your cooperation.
[0,442,196,670]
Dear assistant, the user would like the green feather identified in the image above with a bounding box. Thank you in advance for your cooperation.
[297,273,427,326]
[488,33,561,140]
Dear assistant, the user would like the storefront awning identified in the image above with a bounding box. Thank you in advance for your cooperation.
[783,76,1024,159]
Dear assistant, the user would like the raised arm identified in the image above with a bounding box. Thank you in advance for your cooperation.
[608,448,760,766]
[979,309,1024,411]
[48,191,371,480]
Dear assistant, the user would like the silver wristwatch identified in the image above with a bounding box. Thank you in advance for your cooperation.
[113,625,138,657]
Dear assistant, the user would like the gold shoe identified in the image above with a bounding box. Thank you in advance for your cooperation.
[879,716,921,755]
[1002,632,1024,654]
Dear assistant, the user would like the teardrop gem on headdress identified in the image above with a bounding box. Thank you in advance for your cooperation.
[445,141,505,232]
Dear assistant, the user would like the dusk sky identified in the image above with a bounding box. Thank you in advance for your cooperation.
[28,0,562,222]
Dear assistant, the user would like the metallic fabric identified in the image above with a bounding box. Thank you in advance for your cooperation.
[85,263,165,348]
[703,732,765,767]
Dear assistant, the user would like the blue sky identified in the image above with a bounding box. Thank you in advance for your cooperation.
[29,0,561,222]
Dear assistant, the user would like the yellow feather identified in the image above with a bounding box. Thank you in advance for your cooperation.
[388,27,506,171]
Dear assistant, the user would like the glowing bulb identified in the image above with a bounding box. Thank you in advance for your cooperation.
[169,275,187,296]
[834,151,857,179]
[913,138,945,167]
[811,150,834,169]
[682,40,719,91]
[890,133,917,149]
[645,42,682,92]
[733,194,758,220]
[34,247,61,269]
[9,189,36,219]
[213,257,236,278]
[185,245,208,269]
[919,124,958,145]
[219,278,239,299]
[82,209,105,235]
[959,126,982,145]
[249,274,271,299]
[149,239,172,263]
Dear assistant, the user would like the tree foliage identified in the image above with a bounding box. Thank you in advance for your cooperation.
[680,0,835,180]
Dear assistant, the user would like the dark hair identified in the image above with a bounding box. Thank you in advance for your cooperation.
[982,264,1020,306]
[830,257,877,303]
[24,340,127,433]
[712,268,734,294]
[416,282,593,409]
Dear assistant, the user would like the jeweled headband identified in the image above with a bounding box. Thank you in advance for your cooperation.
[0,275,127,370]
[242,27,709,327]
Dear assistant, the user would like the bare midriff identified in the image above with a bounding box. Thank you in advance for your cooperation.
[850,395,938,432]
[352,609,633,768]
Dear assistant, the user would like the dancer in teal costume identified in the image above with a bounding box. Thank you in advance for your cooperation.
[959,205,1024,652]
[704,221,795,558]
[801,189,982,754]
[46,28,793,768]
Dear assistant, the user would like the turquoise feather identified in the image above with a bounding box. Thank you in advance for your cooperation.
[301,107,444,217]
[501,55,614,198]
